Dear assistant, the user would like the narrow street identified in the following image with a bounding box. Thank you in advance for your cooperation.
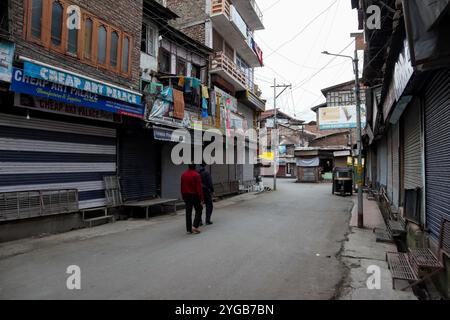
[0,180,352,300]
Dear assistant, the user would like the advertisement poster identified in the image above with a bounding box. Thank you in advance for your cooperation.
[319,105,367,130]
[0,41,15,83]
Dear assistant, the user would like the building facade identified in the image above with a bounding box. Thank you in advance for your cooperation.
[165,0,266,193]
[353,0,450,296]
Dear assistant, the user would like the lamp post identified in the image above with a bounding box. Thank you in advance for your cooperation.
[322,50,364,228]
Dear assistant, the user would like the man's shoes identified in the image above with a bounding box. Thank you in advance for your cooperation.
[206,221,213,225]
[192,228,201,234]
[199,222,204,226]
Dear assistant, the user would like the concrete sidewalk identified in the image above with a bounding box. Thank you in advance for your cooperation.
[338,195,417,300]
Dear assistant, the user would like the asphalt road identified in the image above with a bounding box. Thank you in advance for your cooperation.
[0,179,353,300]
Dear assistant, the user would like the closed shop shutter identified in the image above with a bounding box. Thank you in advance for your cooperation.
[161,142,185,200]
[119,122,159,202]
[0,113,117,214]
[403,98,423,190]
[425,69,450,240]
[242,146,255,185]
[387,127,393,201]
[377,136,388,187]
[392,123,400,209]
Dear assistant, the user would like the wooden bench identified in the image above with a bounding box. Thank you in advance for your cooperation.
[123,199,178,220]
[386,218,450,291]
[81,207,115,228]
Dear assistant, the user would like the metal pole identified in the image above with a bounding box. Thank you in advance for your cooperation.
[354,50,364,228]
[273,78,277,191]
[350,129,355,191]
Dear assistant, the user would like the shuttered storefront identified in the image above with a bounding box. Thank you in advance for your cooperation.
[402,97,424,224]
[387,127,393,202]
[391,123,400,209]
[0,113,117,211]
[424,69,450,240]
[403,98,423,190]
[161,142,185,200]
[242,146,255,186]
[377,136,388,188]
[119,121,159,202]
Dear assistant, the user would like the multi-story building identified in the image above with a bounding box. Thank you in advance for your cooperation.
[0,0,145,241]
[164,0,266,194]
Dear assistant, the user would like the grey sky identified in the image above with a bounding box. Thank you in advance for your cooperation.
[254,0,359,121]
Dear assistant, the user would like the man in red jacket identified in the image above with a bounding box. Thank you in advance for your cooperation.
[181,164,204,234]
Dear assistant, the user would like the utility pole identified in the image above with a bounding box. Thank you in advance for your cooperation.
[271,79,291,191]
[322,46,364,228]
[354,49,364,229]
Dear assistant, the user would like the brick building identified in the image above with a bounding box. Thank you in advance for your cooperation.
[0,0,146,241]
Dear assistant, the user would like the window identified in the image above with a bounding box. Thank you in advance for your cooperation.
[110,31,119,67]
[67,27,78,54]
[30,0,43,39]
[176,58,186,76]
[224,42,234,60]
[25,0,133,77]
[97,25,107,64]
[83,18,93,59]
[191,64,201,79]
[158,48,171,73]
[141,22,157,56]
[122,36,130,73]
[50,1,63,46]
[213,29,223,53]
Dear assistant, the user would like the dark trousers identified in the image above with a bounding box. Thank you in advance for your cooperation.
[184,194,203,232]
[203,189,214,223]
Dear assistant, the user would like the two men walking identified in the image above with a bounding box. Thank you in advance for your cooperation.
[181,163,214,235]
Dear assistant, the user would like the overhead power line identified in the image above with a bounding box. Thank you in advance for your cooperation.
[265,0,338,58]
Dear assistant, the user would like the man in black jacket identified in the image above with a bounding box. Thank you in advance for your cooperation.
[198,163,215,225]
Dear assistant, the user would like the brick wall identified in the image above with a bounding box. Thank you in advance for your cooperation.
[11,0,143,90]
[165,0,206,44]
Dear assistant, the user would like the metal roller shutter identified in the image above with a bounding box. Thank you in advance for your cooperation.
[403,98,423,190]
[243,146,255,184]
[119,122,159,202]
[161,142,186,200]
[392,123,400,209]
[377,136,388,187]
[425,69,450,240]
[387,127,393,201]
[0,113,117,216]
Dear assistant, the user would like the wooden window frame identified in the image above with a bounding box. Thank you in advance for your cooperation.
[120,33,132,77]
[24,0,133,78]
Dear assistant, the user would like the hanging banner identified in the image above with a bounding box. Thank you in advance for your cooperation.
[11,68,145,118]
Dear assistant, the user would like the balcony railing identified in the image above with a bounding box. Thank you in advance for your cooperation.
[212,0,231,19]
[249,0,263,24]
[211,51,247,88]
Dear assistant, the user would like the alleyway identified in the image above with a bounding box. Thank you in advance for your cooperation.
[0,180,353,300]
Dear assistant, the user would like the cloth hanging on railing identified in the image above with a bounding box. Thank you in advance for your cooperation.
[150,87,173,118]
[172,89,185,120]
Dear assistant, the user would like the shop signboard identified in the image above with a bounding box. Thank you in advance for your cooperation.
[14,93,121,123]
[23,61,142,106]
[11,68,145,118]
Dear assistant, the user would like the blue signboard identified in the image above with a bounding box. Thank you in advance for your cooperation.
[23,61,142,106]
[11,68,145,118]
